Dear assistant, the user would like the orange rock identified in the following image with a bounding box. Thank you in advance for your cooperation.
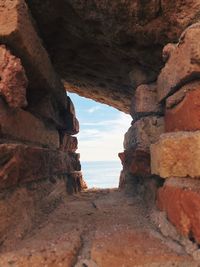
[0,45,28,108]
[119,148,150,176]
[165,89,200,132]
[157,178,200,243]
[91,227,193,267]
[151,131,200,178]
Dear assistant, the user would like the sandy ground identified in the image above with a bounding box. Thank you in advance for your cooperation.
[0,182,199,267]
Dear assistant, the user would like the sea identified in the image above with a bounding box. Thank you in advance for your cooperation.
[81,161,122,188]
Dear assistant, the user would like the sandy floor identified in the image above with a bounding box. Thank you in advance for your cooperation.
[0,183,198,267]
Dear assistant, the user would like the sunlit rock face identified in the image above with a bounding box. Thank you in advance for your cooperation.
[26,0,200,113]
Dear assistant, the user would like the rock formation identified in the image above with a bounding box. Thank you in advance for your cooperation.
[0,0,200,265]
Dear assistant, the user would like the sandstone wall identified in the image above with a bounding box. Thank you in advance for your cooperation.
[0,0,86,194]
[119,23,200,250]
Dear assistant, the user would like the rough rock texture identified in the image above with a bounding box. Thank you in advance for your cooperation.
[0,45,28,108]
[165,81,200,109]
[0,144,81,189]
[119,149,150,176]
[0,189,196,267]
[0,0,84,193]
[60,135,78,152]
[26,0,200,112]
[157,24,200,102]
[157,178,200,244]
[124,116,164,152]
[151,131,200,178]
[130,83,163,120]
[0,0,67,106]
[165,85,200,132]
[0,98,59,148]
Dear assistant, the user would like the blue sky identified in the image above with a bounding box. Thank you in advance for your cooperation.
[68,92,131,161]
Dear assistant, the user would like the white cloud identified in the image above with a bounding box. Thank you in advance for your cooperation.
[77,113,131,161]
[87,106,101,113]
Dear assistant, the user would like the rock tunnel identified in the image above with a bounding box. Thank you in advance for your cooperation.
[1,0,200,266]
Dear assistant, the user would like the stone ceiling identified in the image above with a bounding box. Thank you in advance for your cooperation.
[27,0,200,113]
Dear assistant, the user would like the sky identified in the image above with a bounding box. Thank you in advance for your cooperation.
[68,92,131,162]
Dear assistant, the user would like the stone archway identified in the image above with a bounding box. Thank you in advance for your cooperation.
[1,0,200,265]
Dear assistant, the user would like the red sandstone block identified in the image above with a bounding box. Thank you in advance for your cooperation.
[119,148,150,176]
[0,144,81,189]
[157,178,200,243]
[165,89,200,132]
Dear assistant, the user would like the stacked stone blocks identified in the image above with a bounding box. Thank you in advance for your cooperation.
[119,82,164,188]
[0,0,85,193]
[151,24,200,244]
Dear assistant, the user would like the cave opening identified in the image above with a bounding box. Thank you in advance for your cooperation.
[68,92,131,189]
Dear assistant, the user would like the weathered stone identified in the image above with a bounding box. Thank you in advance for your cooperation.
[119,149,150,176]
[27,0,200,113]
[165,81,199,109]
[157,178,200,243]
[91,227,193,267]
[0,98,59,148]
[67,171,87,194]
[65,114,79,135]
[157,24,200,102]
[64,96,79,135]
[0,144,81,189]
[0,45,28,108]
[162,43,176,63]
[130,83,162,120]
[60,135,78,152]
[151,131,200,178]
[0,0,66,107]
[124,116,164,152]
[28,94,79,133]
[165,88,200,132]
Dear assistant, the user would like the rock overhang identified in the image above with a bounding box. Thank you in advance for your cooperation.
[25,0,200,113]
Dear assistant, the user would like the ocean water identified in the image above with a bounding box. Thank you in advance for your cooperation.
[81,161,122,188]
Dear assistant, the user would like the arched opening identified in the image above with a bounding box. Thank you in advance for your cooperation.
[68,92,131,188]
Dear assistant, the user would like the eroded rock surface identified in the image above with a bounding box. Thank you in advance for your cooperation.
[26,0,200,112]
[0,188,196,267]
